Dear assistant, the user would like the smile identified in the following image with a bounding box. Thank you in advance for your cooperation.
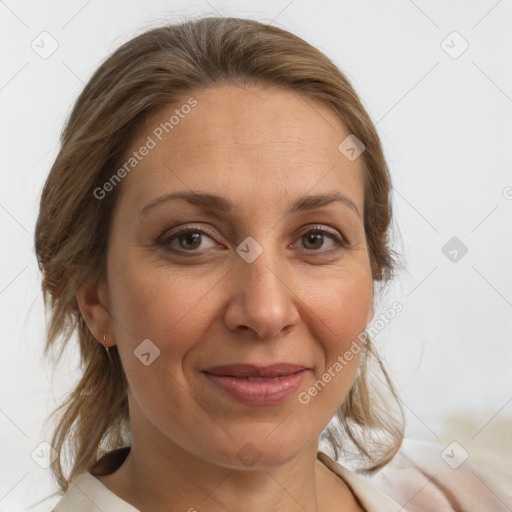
[202,363,310,405]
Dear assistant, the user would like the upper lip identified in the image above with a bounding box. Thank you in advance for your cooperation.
[204,363,308,378]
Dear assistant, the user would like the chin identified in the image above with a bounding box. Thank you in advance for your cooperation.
[213,429,314,471]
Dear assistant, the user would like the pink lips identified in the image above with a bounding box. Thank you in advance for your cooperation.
[203,363,309,405]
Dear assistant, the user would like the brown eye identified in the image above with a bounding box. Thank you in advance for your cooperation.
[295,227,344,252]
[178,232,202,250]
[302,232,324,250]
[159,226,219,255]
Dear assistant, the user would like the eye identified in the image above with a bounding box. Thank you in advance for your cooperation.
[158,226,220,255]
[293,225,345,252]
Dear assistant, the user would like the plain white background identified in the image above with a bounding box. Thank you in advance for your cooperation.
[1,0,511,510]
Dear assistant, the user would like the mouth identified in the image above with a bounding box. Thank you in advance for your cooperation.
[202,363,310,405]
[204,363,309,378]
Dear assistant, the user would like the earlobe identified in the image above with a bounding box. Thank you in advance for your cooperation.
[75,276,113,347]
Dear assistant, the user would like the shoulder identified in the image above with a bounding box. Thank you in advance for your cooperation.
[366,439,512,512]
[318,451,407,511]
[52,447,137,512]
[318,439,511,512]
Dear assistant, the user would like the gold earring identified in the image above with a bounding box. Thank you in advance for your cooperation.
[103,329,111,358]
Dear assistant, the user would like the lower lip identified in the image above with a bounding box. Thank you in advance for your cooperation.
[203,370,308,405]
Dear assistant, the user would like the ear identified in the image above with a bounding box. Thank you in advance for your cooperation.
[75,276,114,347]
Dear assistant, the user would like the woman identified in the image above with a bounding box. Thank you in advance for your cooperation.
[35,16,508,511]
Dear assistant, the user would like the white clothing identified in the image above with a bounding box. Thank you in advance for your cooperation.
[51,443,512,511]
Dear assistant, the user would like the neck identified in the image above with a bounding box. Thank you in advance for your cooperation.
[96,402,359,511]
[119,435,322,511]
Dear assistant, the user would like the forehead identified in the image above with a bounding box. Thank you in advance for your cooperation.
[118,84,364,212]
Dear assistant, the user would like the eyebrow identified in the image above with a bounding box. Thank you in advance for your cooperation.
[140,190,362,218]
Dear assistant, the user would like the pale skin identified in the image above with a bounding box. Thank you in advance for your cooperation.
[77,84,374,511]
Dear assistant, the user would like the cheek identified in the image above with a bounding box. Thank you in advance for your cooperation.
[107,257,220,415]
[305,266,373,355]
[107,255,223,359]
[291,266,373,434]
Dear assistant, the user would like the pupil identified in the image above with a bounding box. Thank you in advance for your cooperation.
[180,233,201,250]
[305,233,322,249]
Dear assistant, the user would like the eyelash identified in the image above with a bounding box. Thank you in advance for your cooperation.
[157,224,347,257]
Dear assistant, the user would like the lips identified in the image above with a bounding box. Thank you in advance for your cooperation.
[204,363,308,379]
[202,363,309,405]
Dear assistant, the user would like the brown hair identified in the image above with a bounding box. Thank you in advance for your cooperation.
[35,16,403,492]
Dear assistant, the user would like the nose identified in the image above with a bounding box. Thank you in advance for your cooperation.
[223,245,300,340]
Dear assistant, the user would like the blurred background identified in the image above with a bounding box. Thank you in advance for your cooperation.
[1,0,511,509]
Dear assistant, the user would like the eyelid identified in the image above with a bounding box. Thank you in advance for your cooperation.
[158,223,220,246]
[296,223,345,241]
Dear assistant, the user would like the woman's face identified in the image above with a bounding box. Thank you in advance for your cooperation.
[104,84,373,468]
